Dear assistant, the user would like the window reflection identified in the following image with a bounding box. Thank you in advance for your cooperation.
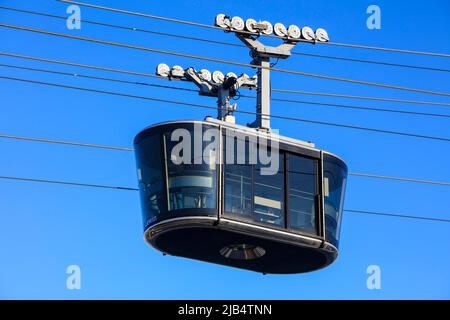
[135,133,165,228]
[135,124,218,230]
[253,160,284,226]
[324,155,347,246]
[223,136,284,227]
[164,129,217,211]
[287,155,318,234]
[224,165,252,217]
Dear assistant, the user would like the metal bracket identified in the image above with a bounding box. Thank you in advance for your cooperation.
[236,33,297,59]
[184,67,256,123]
[184,67,215,96]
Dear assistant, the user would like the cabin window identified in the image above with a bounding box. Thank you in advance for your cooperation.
[223,138,324,235]
[223,135,284,228]
[253,158,285,227]
[163,127,217,212]
[135,124,219,230]
[323,155,347,246]
[135,132,166,228]
[287,154,319,235]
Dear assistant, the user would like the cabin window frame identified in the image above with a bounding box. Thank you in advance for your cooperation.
[220,131,325,240]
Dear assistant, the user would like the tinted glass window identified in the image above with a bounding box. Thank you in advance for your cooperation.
[287,154,318,234]
[164,126,217,212]
[253,159,284,227]
[135,124,219,230]
[224,164,253,218]
[323,155,347,246]
[223,135,284,228]
[135,132,166,229]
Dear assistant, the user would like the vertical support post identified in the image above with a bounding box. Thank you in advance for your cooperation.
[235,35,297,131]
[256,57,271,130]
[217,87,229,120]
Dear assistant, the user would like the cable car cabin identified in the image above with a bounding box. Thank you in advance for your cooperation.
[134,117,347,274]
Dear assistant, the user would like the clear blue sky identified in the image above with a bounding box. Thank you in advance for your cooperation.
[0,0,449,299]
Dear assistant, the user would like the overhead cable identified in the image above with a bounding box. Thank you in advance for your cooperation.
[1,74,450,143]
[1,6,449,73]
[1,174,448,223]
[2,23,450,97]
